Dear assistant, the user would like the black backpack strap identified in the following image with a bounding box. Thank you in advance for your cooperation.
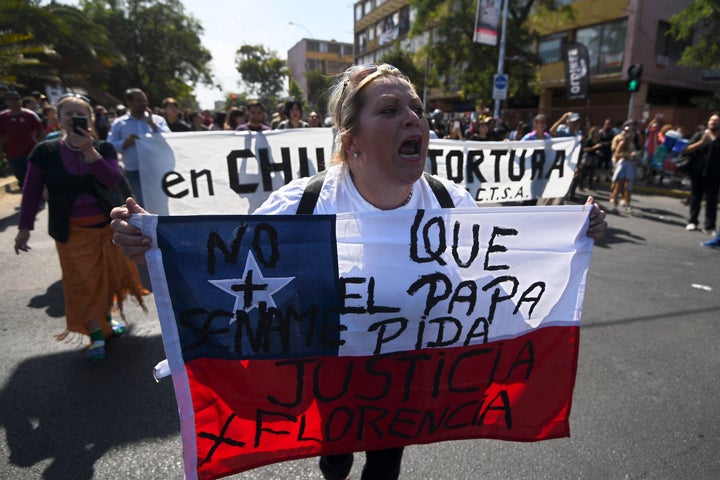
[296,170,453,213]
[423,172,455,208]
[296,170,328,214]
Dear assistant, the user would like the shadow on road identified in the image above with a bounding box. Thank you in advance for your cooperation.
[27,280,65,319]
[0,334,178,480]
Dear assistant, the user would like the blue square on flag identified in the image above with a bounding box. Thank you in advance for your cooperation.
[155,215,340,361]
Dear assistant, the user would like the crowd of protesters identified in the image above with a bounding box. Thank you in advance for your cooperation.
[427,107,718,247]
[2,84,717,253]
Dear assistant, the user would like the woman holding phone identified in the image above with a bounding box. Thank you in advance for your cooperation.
[14,93,148,363]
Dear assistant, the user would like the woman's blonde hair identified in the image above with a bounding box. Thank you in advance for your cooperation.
[327,64,413,163]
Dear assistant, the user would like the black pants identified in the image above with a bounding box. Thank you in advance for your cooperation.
[319,447,404,480]
[689,175,719,230]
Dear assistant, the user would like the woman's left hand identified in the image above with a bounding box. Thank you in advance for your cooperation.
[584,196,607,241]
[14,229,31,254]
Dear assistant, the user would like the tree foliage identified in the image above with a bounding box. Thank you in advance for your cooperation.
[0,0,125,98]
[305,69,334,116]
[235,45,288,108]
[409,0,575,108]
[668,0,720,70]
[0,0,213,107]
[378,46,425,94]
[80,0,214,106]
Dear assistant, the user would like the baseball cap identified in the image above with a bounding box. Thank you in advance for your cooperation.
[568,112,580,122]
[5,90,21,99]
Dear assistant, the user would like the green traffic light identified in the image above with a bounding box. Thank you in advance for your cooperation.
[628,79,638,92]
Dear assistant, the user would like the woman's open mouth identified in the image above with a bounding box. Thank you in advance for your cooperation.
[399,137,422,159]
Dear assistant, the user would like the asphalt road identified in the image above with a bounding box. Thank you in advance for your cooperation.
[0,180,718,480]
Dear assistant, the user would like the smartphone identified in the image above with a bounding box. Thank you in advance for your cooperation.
[72,116,88,134]
[453,120,461,130]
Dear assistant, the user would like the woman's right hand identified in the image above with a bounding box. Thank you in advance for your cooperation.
[110,197,151,264]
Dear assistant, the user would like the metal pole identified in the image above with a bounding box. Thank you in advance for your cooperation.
[423,29,433,113]
[627,91,635,121]
[493,0,509,118]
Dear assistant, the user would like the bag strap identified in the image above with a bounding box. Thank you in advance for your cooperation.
[296,170,327,214]
[295,170,455,214]
[423,172,455,208]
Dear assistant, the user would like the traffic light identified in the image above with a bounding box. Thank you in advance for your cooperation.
[627,64,643,92]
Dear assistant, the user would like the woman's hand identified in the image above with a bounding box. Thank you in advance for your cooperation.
[14,229,31,254]
[585,196,607,241]
[110,197,151,264]
[66,125,95,158]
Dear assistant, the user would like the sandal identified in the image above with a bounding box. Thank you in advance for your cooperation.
[87,340,106,363]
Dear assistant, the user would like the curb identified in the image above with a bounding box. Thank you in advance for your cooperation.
[0,175,19,199]
[606,181,691,199]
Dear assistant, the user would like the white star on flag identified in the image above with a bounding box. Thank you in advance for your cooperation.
[208,251,295,321]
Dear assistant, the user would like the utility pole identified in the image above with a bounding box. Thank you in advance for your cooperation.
[493,0,509,119]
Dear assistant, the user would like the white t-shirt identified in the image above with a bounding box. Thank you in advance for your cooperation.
[253,164,477,215]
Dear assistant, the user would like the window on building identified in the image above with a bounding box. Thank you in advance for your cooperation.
[356,30,368,54]
[399,6,410,36]
[328,43,341,55]
[306,41,319,52]
[576,19,627,75]
[307,59,325,73]
[355,3,363,21]
[363,0,373,16]
[656,20,690,60]
[538,33,567,63]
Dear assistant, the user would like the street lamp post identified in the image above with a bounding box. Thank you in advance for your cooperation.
[288,21,314,38]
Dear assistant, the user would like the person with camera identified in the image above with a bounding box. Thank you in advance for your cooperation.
[107,88,170,204]
[14,93,148,363]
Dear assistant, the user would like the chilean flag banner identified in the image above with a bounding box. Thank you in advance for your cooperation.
[135,205,595,480]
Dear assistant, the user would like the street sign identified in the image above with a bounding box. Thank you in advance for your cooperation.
[493,74,508,100]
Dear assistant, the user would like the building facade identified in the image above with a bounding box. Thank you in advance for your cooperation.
[287,38,354,103]
[354,0,718,131]
[531,0,717,130]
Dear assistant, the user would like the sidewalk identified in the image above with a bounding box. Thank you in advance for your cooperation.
[0,164,20,199]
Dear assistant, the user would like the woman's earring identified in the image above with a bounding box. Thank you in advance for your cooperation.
[352,151,360,158]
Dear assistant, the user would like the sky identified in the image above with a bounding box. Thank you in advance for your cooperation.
[54,1,355,109]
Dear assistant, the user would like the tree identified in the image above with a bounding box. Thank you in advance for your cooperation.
[305,69,335,116]
[288,76,304,108]
[0,0,125,101]
[379,46,425,95]
[235,45,288,108]
[409,0,575,108]
[225,91,248,110]
[668,0,720,70]
[80,0,214,107]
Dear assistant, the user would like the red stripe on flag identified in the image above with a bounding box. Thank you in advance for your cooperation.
[184,325,579,479]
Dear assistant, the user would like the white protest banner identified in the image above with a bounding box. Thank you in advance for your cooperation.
[136,130,579,215]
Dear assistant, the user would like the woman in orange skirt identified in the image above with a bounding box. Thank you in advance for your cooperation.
[14,93,148,362]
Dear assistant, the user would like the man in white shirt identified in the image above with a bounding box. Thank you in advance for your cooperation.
[107,88,169,204]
